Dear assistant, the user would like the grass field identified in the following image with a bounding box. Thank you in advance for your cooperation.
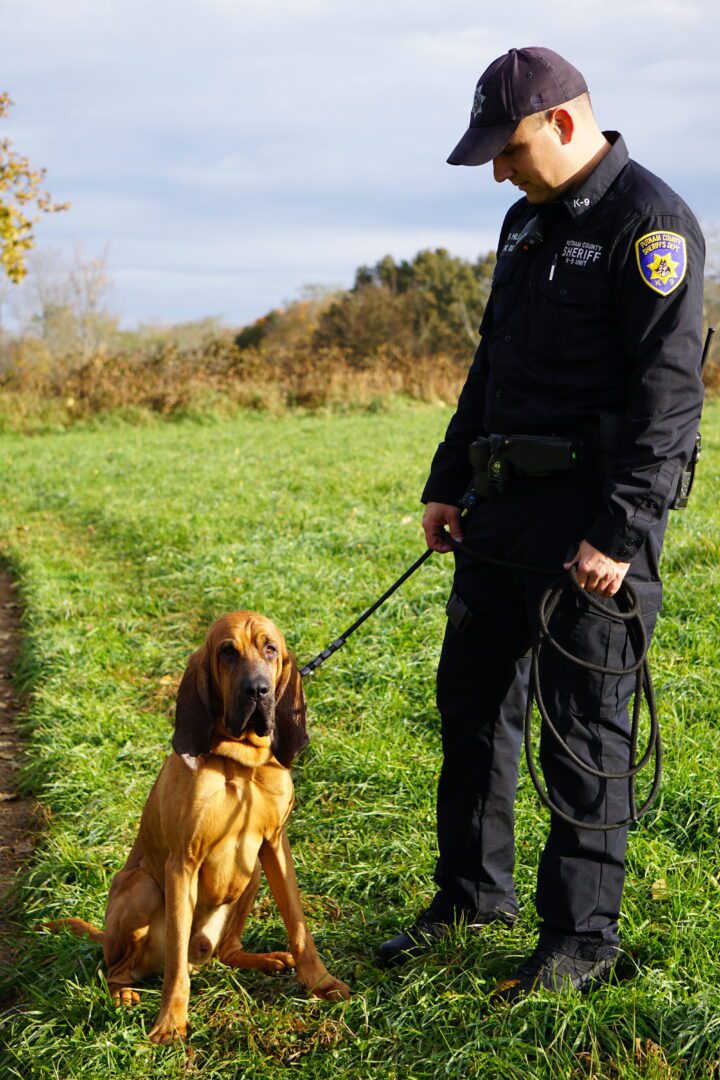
[1,400,720,1079]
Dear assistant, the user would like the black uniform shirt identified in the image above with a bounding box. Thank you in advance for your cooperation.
[422,132,705,561]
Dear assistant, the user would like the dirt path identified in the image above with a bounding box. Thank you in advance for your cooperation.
[0,570,34,968]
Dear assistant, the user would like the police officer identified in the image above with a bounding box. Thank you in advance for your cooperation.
[377,47,705,999]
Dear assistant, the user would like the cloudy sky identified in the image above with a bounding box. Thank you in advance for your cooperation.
[2,0,718,328]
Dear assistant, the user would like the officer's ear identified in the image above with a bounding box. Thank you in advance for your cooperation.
[549,107,574,146]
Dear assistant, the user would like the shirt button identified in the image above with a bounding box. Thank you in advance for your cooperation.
[504,334,512,342]
[496,390,502,398]
[560,288,567,296]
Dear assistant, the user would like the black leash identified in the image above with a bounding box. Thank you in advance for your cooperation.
[300,533,660,831]
[298,547,434,677]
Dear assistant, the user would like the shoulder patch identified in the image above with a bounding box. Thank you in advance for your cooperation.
[635,231,687,296]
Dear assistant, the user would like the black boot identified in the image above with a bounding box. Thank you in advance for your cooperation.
[376,894,518,968]
[491,936,619,1003]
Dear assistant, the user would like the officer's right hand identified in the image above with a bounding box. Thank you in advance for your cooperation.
[422,502,464,554]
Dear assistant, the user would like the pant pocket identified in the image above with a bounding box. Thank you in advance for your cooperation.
[547,579,662,721]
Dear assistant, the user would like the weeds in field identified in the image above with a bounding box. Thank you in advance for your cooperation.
[0,339,469,433]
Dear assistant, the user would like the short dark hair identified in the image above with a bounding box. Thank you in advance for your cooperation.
[531,91,593,128]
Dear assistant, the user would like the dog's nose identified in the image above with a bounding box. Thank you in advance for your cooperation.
[243,676,271,698]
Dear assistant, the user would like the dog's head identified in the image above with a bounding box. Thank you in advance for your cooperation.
[171,611,308,771]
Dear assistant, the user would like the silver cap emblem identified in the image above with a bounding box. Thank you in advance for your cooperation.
[472,83,486,119]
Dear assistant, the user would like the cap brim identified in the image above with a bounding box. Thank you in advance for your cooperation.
[447,120,519,166]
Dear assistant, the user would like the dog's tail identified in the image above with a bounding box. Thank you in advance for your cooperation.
[39,917,104,942]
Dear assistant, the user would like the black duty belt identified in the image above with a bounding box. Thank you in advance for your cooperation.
[461,419,700,512]
[461,432,589,504]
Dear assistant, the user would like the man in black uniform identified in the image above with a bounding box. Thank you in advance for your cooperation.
[377,47,705,998]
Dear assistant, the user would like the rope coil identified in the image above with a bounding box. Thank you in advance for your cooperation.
[449,537,661,830]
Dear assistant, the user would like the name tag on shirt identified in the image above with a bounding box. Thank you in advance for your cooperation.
[499,230,522,256]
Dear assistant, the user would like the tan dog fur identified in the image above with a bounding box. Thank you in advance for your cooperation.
[45,611,349,1043]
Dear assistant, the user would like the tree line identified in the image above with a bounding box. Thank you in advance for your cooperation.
[236,249,496,363]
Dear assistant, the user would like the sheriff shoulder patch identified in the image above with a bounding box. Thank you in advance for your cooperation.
[635,231,687,296]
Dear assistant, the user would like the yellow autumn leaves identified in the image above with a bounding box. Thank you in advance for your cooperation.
[0,92,69,283]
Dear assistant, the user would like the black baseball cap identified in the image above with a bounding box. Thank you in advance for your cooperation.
[447,47,588,166]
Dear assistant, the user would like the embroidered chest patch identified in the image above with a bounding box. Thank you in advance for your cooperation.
[560,238,604,270]
[500,230,522,256]
[635,231,687,296]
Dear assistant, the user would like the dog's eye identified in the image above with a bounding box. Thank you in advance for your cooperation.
[219,642,237,661]
[264,642,278,658]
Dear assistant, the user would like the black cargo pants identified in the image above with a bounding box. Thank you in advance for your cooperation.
[434,471,664,946]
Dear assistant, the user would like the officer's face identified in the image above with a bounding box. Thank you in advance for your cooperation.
[492,115,568,204]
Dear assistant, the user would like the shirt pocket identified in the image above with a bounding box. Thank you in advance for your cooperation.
[490,254,520,325]
[531,273,613,363]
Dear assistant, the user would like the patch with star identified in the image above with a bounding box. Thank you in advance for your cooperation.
[635,231,687,296]
[472,82,486,119]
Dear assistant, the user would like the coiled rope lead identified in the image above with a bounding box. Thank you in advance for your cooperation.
[300,531,661,831]
[446,535,661,831]
[446,536,660,831]
[527,563,660,830]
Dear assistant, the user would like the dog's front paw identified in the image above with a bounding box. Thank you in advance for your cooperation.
[308,972,351,1001]
[109,983,141,1007]
[260,950,296,972]
[148,1011,188,1044]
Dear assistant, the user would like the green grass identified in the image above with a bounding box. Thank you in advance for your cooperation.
[0,399,719,1079]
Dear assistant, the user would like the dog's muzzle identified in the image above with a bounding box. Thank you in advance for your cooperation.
[229,674,274,738]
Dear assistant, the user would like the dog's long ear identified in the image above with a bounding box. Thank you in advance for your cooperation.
[172,646,214,771]
[273,649,309,768]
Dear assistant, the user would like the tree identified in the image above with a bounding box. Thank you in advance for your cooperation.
[21,247,73,347]
[314,248,497,360]
[67,244,113,354]
[0,93,69,283]
[11,246,118,357]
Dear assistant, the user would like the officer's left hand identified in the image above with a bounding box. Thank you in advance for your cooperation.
[563,540,630,597]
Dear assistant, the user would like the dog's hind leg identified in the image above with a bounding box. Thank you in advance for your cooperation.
[217,862,295,973]
[103,864,165,1007]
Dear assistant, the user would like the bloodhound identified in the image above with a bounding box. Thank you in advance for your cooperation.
[45,611,350,1043]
